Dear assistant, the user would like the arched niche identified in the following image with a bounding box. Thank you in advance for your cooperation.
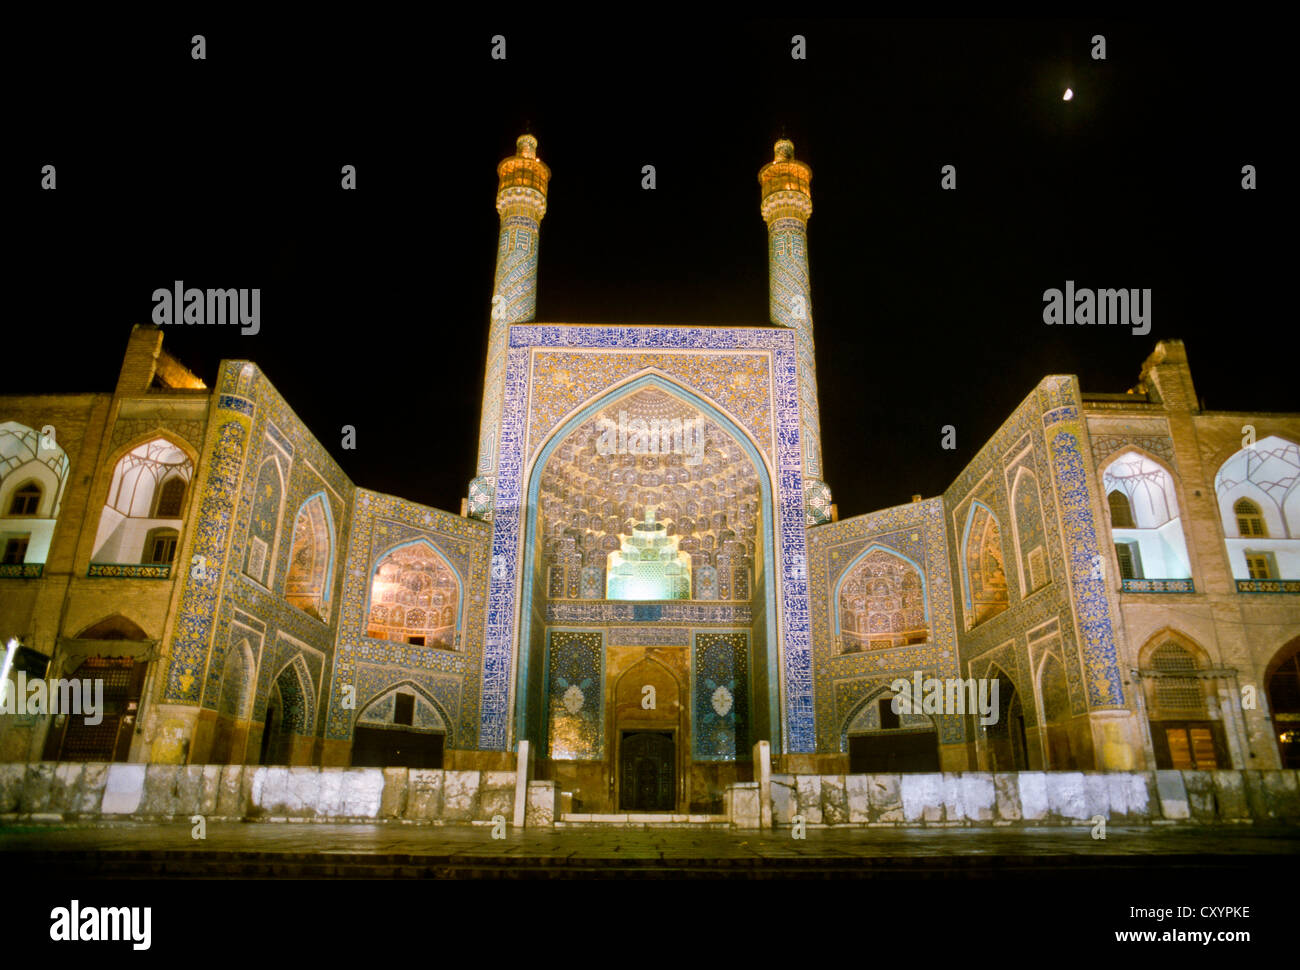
[364,539,462,648]
[285,492,335,622]
[1101,450,1193,583]
[1214,436,1300,582]
[834,544,929,652]
[961,500,1009,629]
[90,436,194,565]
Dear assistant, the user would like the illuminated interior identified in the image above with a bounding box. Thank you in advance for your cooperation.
[605,507,692,600]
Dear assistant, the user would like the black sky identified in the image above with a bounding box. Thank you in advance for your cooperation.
[9,18,1289,518]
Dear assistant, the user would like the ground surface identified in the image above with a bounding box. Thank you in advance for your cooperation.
[3,821,1298,878]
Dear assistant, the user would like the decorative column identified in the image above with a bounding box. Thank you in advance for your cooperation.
[468,134,550,521]
[759,139,832,525]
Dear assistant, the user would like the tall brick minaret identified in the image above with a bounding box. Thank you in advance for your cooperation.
[468,134,551,521]
[759,139,832,525]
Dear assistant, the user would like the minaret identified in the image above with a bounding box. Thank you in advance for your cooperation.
[759,139,832,525]
[468,134,551,521]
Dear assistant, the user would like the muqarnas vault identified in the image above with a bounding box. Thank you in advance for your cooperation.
[2,135,1299,817]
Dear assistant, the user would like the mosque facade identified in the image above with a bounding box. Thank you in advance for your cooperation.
[2,135,1298,816]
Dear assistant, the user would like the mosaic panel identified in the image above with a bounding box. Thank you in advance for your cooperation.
[1009,467,1049,594]
[526,350,774,464]
[1048,426,1125,708]
[327,491,490,745]
[350,675,458,742]
[692,632,750,761]
[606,627,691,646]
[243,454,283,585]
[163,416,248,702]
[545,602,753,624]
[547,631,604,760]
[807,500,964,747]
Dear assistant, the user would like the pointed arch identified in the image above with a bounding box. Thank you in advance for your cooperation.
[0,420,71,519]
[1036,651,1076,768]
[1214,435,1300,582]
[285,491,335,621]
[355,680,453,744]
[1010,467,1050,594]
[244,456,285,586]
[90,435,195,565]
[961,500,1009,629]
[1138,629,1227,769]
[833,543,929,652]
[840,681,940,772]
[270,654,315,740]
[1101,449,1193,582]
[984,662,1029,770]
[217,638,256,720]
[364,538,464,648]
[1266,635,1300,769]
[73,614,150,641]
[519,372,782,750]
[1102,449,1183,528]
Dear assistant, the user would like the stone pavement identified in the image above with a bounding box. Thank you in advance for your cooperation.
[3,820,1298,878]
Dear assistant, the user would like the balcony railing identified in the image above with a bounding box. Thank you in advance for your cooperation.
[1120,578,1195,593]
[1236,579,1300,594]
[0,562,43,578]
[87,562,172,579]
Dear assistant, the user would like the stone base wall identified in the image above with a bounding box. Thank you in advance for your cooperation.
[4,764,1298,829]
[0,763,536,825]
[726,770,1300,828]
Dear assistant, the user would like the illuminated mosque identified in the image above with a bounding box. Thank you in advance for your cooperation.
[2,135,1298,821]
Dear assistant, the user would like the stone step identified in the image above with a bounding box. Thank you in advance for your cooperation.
[557,812,730,828]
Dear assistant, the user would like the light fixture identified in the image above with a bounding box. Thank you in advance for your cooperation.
[0,638,18,707]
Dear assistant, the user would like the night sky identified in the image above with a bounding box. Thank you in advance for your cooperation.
[10,19,1287,519]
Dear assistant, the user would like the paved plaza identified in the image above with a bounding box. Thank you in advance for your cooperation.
[3,821,1297,878]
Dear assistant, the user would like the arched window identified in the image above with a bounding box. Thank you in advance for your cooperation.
[144,527,179,564]
[1150,643,1205,715]
[153,476,187,518]
[1108,490,1135,528]
[1102,451,1193,587]
[1234,498,1267,538]
[8,482,41,516]
[1141,637,1229,770]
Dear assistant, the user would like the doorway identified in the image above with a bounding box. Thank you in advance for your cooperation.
[351,727,444,769]
[619,731,675,811]
[45,656,147,762]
